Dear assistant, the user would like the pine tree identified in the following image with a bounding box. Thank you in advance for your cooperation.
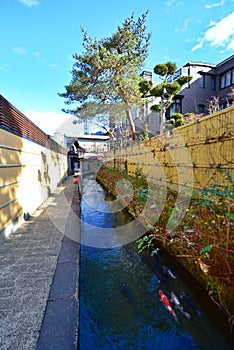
[139,62,192,133]
[59,12,150,142]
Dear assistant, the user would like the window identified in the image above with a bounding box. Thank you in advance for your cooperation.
[198,104,205,114]
[169,98,182,115]
[211,76,216,91]
[220,74,225,88]
[199,75,205,88]
[220,69,234,89]
[226,71,231,86]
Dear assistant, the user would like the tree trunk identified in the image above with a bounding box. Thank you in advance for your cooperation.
[126,108,136,142]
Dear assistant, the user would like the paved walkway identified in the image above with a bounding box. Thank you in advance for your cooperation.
[0,176,80,350]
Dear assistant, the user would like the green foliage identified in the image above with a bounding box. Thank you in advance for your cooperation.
[139,79,153,97]
[136,123,150,140]
[227,212,234,220]
[170,113,186,127]
[153,62,177,78]
[150,104,161,112]
[200,245,213,256]
[198,169,233,204]
[177,75,193,86]
[134,166,144,178]
[137,234,158,254]
[164,81,181,95]
[139,61,193,118]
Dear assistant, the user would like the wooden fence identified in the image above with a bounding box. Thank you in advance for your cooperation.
[103,106,234,192]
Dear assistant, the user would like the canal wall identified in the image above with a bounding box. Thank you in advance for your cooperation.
[0,95,67,242]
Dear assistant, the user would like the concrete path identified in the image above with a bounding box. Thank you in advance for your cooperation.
[0,176,80,350]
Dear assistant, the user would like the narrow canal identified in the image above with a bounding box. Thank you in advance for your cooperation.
[78,174,233,350]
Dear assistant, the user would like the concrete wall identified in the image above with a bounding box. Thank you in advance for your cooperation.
[0,95,68,242]
[0,128,67,241]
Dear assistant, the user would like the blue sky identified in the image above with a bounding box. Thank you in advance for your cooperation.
[0,0,234,134]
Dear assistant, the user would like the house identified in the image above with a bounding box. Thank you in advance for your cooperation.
[112,55,234,139]
[169,54,234,116]
[133,70,161,136]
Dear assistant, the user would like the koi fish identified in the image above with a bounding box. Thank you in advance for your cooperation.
[162,266,176,279]
[179,290,201,317]
[144,253,165,283]
[171,292,191,319]
[159,290,179,323]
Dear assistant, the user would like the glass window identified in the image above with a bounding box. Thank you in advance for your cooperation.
[220,70,233,89]
[220,74,225,89]
[198,104,205,114]
[211,76,216,91]
[226,71,231,86]
[199,75,205,88]
[169,99,181,114]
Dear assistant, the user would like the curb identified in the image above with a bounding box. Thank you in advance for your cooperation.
[37,182,81,350]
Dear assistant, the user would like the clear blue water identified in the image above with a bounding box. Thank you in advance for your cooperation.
[78,176,234,350]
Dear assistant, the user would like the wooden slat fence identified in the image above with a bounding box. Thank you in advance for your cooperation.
[104,106,234,191]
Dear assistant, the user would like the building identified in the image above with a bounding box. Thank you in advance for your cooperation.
[132,70,161,137]
[169,55,234,116]
[133,102,161,137]
[76,135,110,153]
[134,55,234,136]
[51,116,85,148]
[65,135,110,173]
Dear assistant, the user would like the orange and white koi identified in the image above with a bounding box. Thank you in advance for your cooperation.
[159,290,179,323]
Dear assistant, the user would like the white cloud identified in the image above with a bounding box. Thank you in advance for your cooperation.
[166,0,182,8]
[205,12,234,46]
[24,110,70,135]
[175,18,190,33]
[227,39,234,50]
[192,12,234,51]
[0,64,11,71]
[49,64,61,71]
[205,0,225,9]
[191,40,204,51]
[33,51,40,58]
[13,47,27,55]
[19,0,39,7]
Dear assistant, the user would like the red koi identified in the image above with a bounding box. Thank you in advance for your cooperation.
[159,290,179,323]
